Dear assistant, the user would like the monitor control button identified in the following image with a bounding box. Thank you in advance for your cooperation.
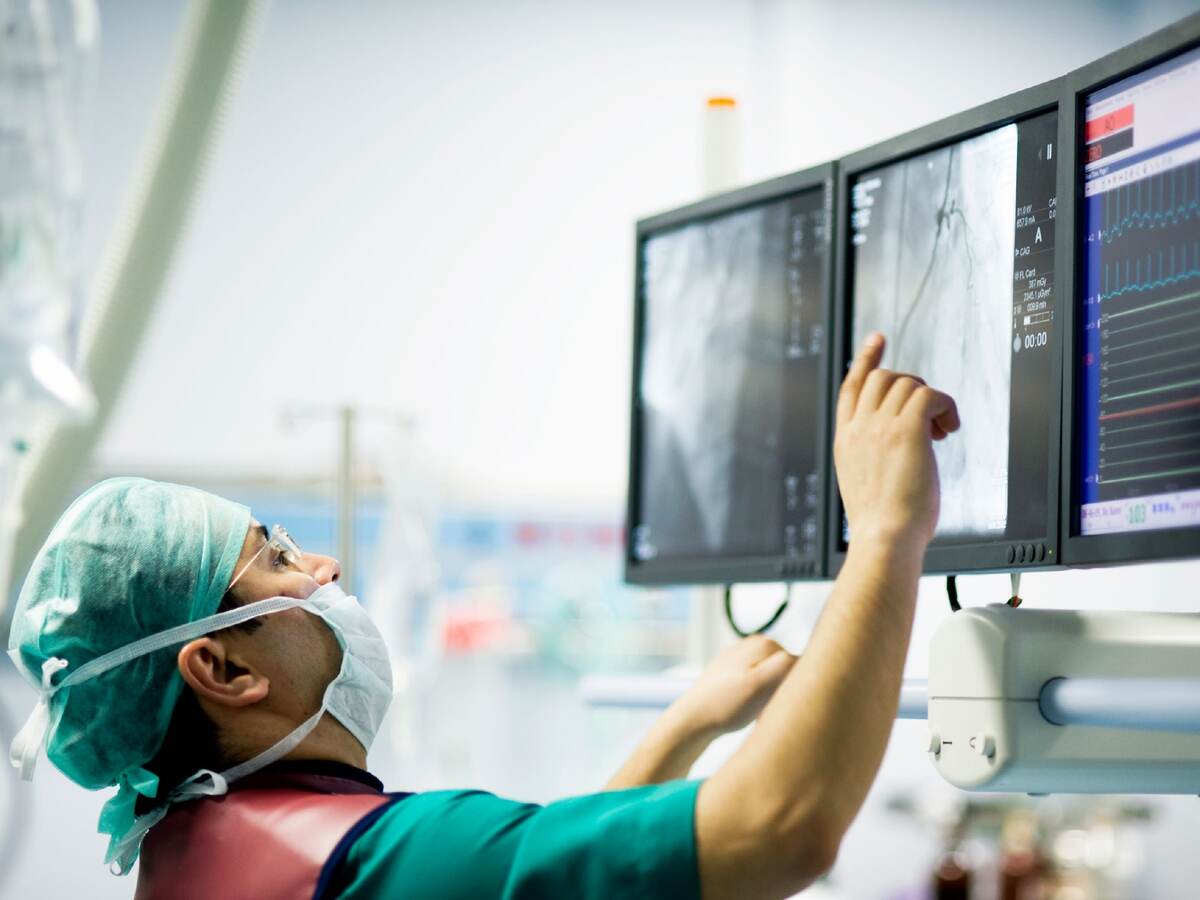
[1037,543,1047,562]
[1025,544,1035,563]
[1007,545,1016,564]
[1017,545,1026,563]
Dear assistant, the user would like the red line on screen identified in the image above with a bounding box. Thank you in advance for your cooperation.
[1100,395,1200,422]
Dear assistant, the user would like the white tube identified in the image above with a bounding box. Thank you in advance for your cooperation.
[578,674,696,709]
[2,0,269,608]
[1040,677,1200,733]
[581,674,932,719]
[701,96,740,195]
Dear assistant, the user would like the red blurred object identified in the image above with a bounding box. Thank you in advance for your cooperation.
[515,522,548,546]
[442,608,508,652]
[934,851,971,900]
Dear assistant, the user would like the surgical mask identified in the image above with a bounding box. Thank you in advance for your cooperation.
[9,580,394,873]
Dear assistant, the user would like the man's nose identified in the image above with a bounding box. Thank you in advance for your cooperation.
[303,552,341,585]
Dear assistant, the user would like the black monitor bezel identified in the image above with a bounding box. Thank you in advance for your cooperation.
[1059,13,1200,568]
[828,79,1069,577]
[624,164,837,586]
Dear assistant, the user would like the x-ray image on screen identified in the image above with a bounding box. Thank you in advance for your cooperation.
[638,203,787,557]
[633,185,828,566]
[850,125,1018,537]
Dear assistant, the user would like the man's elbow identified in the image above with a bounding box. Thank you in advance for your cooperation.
[696,780,844,898]
[772,807,843,892]
[797,826,840,888]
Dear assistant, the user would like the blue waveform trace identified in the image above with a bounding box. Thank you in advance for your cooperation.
[1102,241,1200,302]
[1100,160,1200,244]
[1102,201,1200,244]
[1101,267,1200,302]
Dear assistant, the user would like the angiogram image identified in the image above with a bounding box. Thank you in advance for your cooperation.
[851,125,1018,537]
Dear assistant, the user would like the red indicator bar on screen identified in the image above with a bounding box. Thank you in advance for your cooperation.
[1085,104,1134,143]
[1100,395,1200,422]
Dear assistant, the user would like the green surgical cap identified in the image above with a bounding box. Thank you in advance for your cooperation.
[8,476,250,790]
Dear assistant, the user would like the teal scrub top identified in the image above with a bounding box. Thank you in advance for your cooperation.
[332,780,702,899]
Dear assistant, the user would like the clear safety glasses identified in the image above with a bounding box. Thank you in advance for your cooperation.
[228,524,304,589]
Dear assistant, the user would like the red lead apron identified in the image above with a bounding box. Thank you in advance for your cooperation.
[135,768,399,900]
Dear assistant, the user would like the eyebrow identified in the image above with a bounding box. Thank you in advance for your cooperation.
[253,523,274,569]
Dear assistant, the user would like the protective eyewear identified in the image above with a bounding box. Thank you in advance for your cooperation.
[228,524,304,589]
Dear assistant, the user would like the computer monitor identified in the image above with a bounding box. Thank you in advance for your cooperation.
[1061,14,1200,566]
[625,165,835,585]
[830,81,1067,574]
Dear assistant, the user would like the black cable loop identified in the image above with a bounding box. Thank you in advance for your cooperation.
[946,573,1023,612]
[724,582,793,637]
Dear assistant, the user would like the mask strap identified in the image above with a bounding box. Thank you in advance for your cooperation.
[106,804,172,876]
[60,594,306,689]
[105,709,326,874]
[8,657,69,780]
[9,594,309,782]
[218,706,325,785]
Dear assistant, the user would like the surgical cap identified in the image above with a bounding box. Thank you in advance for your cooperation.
[7,477,250,791]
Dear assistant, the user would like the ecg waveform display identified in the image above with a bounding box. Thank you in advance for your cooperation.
[1081,63,1200,535]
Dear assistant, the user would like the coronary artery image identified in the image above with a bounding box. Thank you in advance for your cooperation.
[850,124,1018,538]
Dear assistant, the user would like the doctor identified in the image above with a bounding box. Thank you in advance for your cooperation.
[7,332,956,898]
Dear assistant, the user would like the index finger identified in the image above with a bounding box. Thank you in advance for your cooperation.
[905,385,961,437]
[837,332,885,424]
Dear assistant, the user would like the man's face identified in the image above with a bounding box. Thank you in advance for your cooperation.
[224,520,349,737]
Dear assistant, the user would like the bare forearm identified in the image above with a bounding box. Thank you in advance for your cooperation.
[697,536,924,896]
[605,706,714,789]
[749,538,922,829]
[695,332,956,898]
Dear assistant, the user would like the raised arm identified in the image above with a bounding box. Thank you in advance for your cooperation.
[605,636,796,790]
[694,332,959,899]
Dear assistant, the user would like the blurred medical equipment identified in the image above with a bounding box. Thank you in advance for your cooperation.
[281,405,415,595]
[0,0,268,617]
[584,603,1200,794]
[885,791,1153,899]
[701,96,739,196]
[927,605,1200,794]
[0,0,100,602]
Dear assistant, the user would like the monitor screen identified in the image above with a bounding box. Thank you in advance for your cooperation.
[1078,45,1200,537]
[846,111,1059,546]
[630,182,829,576]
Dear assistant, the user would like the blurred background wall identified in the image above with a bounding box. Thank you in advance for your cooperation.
[4,1,1200,897]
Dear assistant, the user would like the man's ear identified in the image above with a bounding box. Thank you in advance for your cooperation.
[178,637,269,708]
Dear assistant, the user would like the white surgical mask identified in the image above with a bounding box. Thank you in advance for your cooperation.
[10,580,394,873]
